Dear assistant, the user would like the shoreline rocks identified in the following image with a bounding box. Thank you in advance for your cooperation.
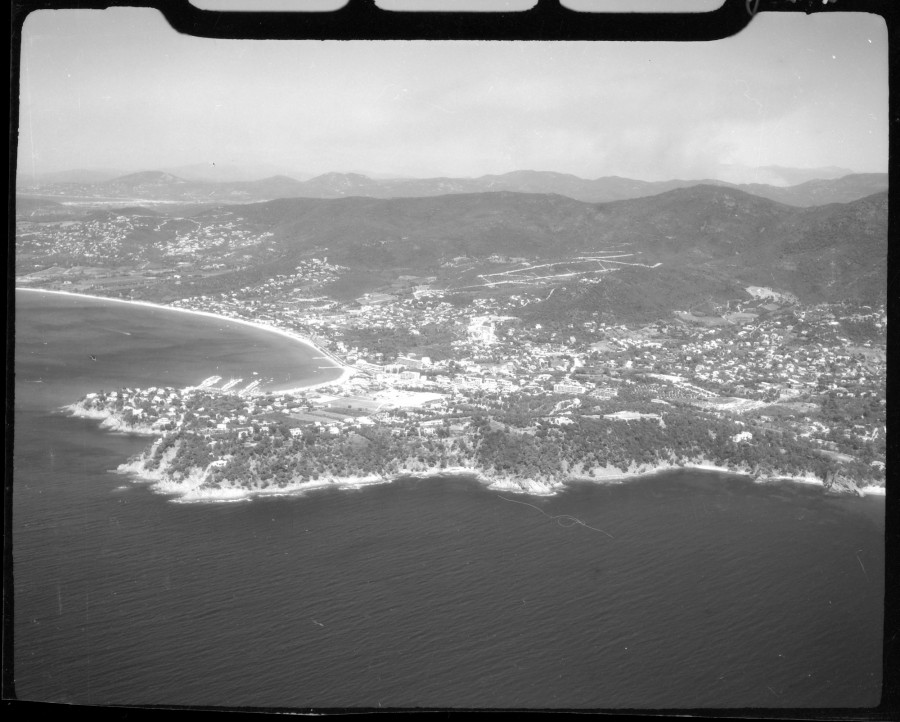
[822,470,865,497]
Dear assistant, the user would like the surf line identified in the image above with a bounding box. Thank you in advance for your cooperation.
[496,495,614,538]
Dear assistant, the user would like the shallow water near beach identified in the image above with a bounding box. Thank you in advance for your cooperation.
[13,290,885,708]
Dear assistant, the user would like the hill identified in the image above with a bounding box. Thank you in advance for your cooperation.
[738,174,889,207]
[100,171,190,194]
[213,186,886,309]
[15,184,886,322]
[16,168,127,186]
[22,169,887,208]
[234,170,887,207]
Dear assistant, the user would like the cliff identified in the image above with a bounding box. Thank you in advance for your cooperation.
[63,401,158,435]
[822,470,865,497]
[113,434,869,505]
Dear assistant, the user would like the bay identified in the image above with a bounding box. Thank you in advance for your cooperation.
[12,290,885,709]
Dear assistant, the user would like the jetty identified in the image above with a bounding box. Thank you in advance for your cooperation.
[239,380,261,395]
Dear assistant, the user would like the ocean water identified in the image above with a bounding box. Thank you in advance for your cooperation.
[12,290,885,709]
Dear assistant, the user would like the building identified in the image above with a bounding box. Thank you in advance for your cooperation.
[554,382,585,395]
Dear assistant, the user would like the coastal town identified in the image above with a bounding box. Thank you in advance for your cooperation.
[17,197,886,501]
[14,10,893,711]
[56,252,885,502]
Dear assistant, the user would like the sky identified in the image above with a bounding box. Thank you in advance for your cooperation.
[16,6,887,183]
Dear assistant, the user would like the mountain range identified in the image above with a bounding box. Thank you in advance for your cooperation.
[15,166,888,320]
[193,184,887,312]
[709,164,856,187]
[17,168,888,208]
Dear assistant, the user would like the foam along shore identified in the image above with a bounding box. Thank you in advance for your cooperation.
[115,439,564,504]
[143,467,565,505]
[114,439,884,504]
[17,287,355,391]
[569,459,886,496]
[567,459,824,487]
[63,401,159,435]
[857,484,886,496]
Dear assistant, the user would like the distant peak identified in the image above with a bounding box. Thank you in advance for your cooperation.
[108,170,186,185]
[311,171,371,181]
[256,174,301,183]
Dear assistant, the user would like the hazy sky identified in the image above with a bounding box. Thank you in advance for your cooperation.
[17,7,887,181]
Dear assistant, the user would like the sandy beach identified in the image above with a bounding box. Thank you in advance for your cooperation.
[28,289,884,503]
[17,287,356,391]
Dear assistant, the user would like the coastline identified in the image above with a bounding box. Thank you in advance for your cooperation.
[566,459,884,497]
[118,463,567,505]
[27,288,885,504]
[113,442,885,504]
[16,286,355,391]
[63,402,159,435]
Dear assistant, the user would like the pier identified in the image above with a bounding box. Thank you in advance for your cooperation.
[239,380,261,396]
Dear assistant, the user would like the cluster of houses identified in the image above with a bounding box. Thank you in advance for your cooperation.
[18,214,138,263]
[137,261,885,434]
[158,215,274,260]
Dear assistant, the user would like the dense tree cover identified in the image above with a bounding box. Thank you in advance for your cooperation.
[198,423,474,489]
[164,433,215,479]
[818,392,884,425]
[837,316,884,344]
[337,321,456,362]
[149,395,882,494]
[143,431,180,471]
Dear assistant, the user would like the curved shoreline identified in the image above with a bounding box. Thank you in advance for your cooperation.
[114,446,886,504]
[16,287,355,392]
[23,289,885,503]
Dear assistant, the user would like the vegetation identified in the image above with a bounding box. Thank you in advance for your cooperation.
[142,394,882,495]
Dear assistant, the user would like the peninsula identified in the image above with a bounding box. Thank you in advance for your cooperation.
[18,181,885,504]
[65,375,883,504]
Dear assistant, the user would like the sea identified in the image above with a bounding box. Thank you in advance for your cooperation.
[11,289,886,709]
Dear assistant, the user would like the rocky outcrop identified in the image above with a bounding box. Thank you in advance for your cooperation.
[822,470,864,497]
